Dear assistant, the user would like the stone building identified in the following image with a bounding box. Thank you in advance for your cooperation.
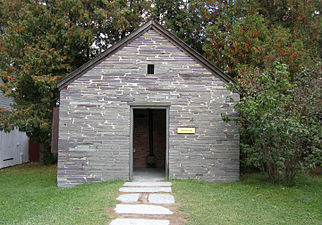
[56,20,240,188]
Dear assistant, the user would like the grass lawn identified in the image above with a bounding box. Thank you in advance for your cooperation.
[1,163,321,225]
[172,173,322,225]
[0,163,122,225]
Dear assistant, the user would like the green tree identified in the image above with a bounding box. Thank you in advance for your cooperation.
[252,0,321,58]
[224,62,321,183]
[152,0,209,53]
[202,1,322,181]
[204,3,310,77]
[0,0,149,151]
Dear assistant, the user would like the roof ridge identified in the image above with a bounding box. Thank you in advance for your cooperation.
[57,20,233,90]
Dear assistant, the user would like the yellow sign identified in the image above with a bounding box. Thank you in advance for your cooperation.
[177,128,195,134]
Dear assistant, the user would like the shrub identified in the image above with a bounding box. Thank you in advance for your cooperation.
[224,62,321,184]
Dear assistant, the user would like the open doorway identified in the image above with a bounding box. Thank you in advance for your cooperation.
[132,108,167,181]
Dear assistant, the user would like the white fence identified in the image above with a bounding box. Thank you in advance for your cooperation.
[0,129,29,169]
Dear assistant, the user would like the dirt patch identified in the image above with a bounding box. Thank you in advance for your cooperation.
[310,166,322,174]
[105,206,119,224]
[138,193,149,203]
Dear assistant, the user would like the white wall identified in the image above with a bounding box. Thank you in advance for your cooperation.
[0,129,29,169]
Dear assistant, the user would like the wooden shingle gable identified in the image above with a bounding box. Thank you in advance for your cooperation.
[57,20,234,90]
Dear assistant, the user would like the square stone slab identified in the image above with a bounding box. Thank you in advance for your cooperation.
[114,204,173,215]
[109,218,170,225]
[123,182,172,187]
[148,194,175,204]
[116,194,141,203]
[119,187,171,193]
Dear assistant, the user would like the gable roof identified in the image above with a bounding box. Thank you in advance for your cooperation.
[57,20,234,90]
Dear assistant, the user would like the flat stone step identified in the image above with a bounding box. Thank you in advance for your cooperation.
[109,218,170,225]
[114,204,173,215]
[123,182,172,187]
[119,187,172,193]
[116,194,141,203]
[148,194,175,204]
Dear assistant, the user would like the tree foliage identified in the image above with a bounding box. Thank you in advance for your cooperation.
[0,0,150,146]
[203,0,319,77]
[253,0,321,58]
[152,0,209,53]
[224,63,321,183]
[204,0,321,181]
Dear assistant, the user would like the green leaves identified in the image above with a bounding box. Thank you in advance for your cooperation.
[226,62,321,184]
[203,0,319,78]
[0,0,149,146]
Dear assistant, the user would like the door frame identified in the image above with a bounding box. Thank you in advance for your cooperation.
[129,106,169,180]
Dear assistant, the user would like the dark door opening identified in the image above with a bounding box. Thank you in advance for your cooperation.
[132,108,166,181]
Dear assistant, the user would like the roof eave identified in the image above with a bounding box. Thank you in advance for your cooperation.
[151,21,234,84]
[57,21,154,90]
[57,20,234,90]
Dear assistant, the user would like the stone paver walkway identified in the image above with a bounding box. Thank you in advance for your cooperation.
[110,218,170,225]
[119,187,172,193]
[109,181,175,225]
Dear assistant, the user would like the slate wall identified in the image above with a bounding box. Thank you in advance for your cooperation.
[57,28,240,187]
